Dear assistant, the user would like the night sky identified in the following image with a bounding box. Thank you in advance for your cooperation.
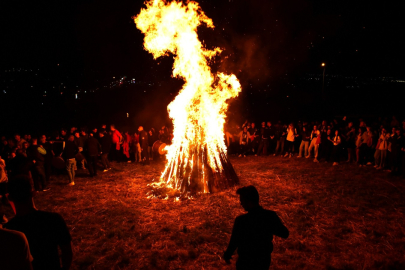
[2,0,404,80]
[1,0,404,132]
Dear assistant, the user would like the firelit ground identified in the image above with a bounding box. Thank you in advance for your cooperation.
[5,156,405,270]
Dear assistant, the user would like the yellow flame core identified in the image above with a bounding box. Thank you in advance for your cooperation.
[135,0,241,193]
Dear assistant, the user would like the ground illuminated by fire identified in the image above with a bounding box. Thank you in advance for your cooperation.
[5,157,405,269]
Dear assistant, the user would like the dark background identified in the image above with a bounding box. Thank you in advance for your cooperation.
[1,0,404,135]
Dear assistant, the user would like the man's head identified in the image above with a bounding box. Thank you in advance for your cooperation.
[74,131,80,138]
[7,175,34,203]
[99,132,105,138]
[22,142,29,149]
[110,124,116,131]
[61,129,67,136]
[251,123,255,128]
[81,129,87,136]
[14,134,21,141]
[236,185,260,211]
[31,138,38,145]
[40,135,46,144]
[138,126,144,132]
[261,122,265,127]
[68,135,75,142]
[267,121,271,127]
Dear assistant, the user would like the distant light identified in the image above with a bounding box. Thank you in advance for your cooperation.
[3,90,6,94]
[127,113,129,118]
[57,64,59,66]
[84,91,86,93]
[75,94,78,99]
[321,63,325,67]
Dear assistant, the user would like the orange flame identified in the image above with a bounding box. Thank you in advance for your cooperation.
[135,0,241,193]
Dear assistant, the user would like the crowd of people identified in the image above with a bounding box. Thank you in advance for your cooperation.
[225,116,405,175]
[0,123,173,269]
[1,116,404,197]
[0,115,403,269]
[0,124,173,191]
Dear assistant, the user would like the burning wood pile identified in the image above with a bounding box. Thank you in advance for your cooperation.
[135,0,241,194]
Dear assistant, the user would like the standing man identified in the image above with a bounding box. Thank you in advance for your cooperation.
[63,135,78,186]
[256,122,270,156]
[307,125,321,162]
[138,126,149,165]
[27,138,48,192]
[99,131,112,172]
[85,133,101,177]
[60,129,67,141]
[39,135,53,184]
[267,122,275,154]
[79,129,89,170]
[14,134,27,149]
[110,125,122,162]
[5,175,73,270]
[223,186,289,270]
[248,122,259,154]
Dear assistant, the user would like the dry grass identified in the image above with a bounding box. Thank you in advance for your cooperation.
[5,156,405,269]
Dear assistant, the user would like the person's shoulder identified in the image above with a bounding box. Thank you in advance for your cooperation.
[262,208,277,215]
[261,208,282,220]
[0,227,28,244]
[34,210,65,222]
[235,212,249,222]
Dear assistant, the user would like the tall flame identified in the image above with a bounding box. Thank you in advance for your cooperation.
[135,0,241,193]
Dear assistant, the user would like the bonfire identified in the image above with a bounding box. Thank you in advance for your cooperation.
[135,0,241,194]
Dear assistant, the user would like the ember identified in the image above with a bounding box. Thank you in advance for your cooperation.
[135,0,241,194]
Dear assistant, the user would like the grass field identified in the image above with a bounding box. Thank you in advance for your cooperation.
[5,156,405,269]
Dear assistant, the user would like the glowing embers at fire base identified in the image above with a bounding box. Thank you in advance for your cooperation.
[135,0,241,193]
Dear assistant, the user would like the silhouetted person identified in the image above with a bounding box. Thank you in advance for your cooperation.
[224,185,289,270]
[5,175,73,270]
[0,224,33,270]
[85,133,101,177]
[99,131,112,171]
[63,135,78,186]
[138,126,149,165]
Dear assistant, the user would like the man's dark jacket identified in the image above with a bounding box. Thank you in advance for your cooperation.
[224,206,289,270]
